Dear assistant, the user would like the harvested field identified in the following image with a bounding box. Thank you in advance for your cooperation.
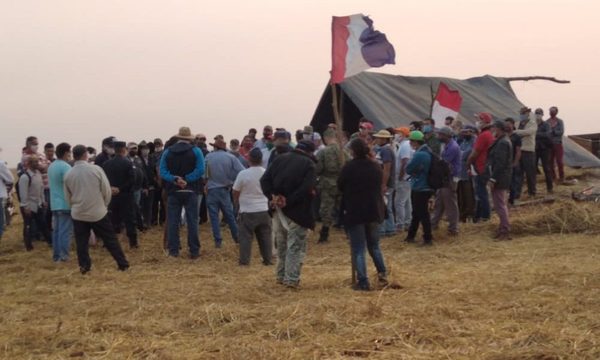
[1,173,600,359]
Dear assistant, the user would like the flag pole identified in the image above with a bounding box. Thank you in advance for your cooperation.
[330,82,356,286]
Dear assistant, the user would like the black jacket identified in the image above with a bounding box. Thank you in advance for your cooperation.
[94,151,112,167]
[260,150,317,229]
[338,158,385,226]
[486,135,513,190]
[102,155,135,193]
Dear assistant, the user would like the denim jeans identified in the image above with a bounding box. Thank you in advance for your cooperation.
[379,189,396,235]
[52,210,73,261]
[474,175,491,221]
[394,180,412,230]
[347,222,387,289]
[207,187,239,246]
[167,191,200,257]
[0,198,5,240]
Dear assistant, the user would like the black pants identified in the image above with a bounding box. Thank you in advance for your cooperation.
[73,215,129,271]
[520,151,537,196]
[457,179,476,222]
[407,191,433,242]
[536,148,553,193]
[238,211,272,265]
[22,208,51,250]
[141,189,155,228]
[109,193,138,246]
[151,185,165,225]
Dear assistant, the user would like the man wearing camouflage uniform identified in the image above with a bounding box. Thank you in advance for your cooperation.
[316,129,347,243]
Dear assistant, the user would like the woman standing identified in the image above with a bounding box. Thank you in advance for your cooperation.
[338,138,388,291]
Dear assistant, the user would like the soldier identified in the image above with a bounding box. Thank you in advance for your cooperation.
[315,129,347,243]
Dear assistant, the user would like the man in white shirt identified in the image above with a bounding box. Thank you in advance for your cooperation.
[232,148,272,266]
[64,145,129,274]
[393,127,414,231]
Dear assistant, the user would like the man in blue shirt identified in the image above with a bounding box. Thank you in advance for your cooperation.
[431,127,462,236]
[205,136,245,248]
[47,143,73,262]
[405,131,433,246]
[159,127,205,258]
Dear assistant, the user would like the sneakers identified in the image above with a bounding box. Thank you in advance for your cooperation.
[378,273,389,287]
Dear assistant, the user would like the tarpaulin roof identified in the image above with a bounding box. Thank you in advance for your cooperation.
[310,72,600,168]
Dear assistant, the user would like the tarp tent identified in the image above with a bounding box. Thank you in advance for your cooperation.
[310,72,600,168]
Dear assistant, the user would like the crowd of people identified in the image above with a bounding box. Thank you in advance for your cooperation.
[0,105,566,290]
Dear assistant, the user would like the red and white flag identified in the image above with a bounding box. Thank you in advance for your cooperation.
[431,82,462,124]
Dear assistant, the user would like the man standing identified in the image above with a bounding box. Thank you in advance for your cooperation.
[547,106,565,184]
[102,141,138,249]
[233,148,272,266]
[456,126,476,222]
[48,143,73,262]
[505,118,523,206]
[205,136,244,248]
[405,131,433,246]
[0,150,14,242]
[486,121,513,240]
[139,140,157,229]
[423,118,441,156]
[261,140,317,289]
[159,127,205,258]
[253,125,274,151]
[515,107,538,197]
[229,139,249,168]
[19,156,51,250]
[393,127,413,231]
[94,136,116,167]
[431,127,461,236]
[372,130,396,237]
[315,129,346,243]
[466,112,495,223]
[535,109,554,194]
[64,145,129,273]
[127,142,147,231]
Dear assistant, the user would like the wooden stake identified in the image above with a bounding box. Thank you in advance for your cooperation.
[330,82,356,285]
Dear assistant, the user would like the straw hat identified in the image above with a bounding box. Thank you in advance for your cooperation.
[173,127,195,141]
[372,129,393,139]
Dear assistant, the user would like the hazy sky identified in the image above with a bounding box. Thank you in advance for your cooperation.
[2,0,599,164]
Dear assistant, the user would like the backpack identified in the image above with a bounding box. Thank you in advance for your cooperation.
[426,150,451,190]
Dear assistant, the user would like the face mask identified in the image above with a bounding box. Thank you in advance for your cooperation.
[394,134,402,142]
[520,114,529,121]
[302,134,312,141]
[155,146,163,152]
[141,149,150,157]
[30,145,39,153]
[106,148,115,155]
[423,125,432,133]
[535,114,543,121]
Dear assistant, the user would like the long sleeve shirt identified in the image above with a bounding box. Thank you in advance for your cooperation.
[102,155,135,193]
[515,116,537,152]
[19,169,44,212]
[205,150,245,190]
[441,139,462,178]
[64,161,112,222]
[0,160,14,199]
[548,118,565,144]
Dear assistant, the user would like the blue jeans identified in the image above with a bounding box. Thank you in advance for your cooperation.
[167,191,200,257]
[0,198,5,239]
[207,187,239,246]
[52,210,73,261]
[474,175,491,221]
[379,189,396,235]
[347,222,387,289]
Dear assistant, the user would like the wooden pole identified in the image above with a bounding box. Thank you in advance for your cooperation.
[330,82,356,285]
[505,76,570,84]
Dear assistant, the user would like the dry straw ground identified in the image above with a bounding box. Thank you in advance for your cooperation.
[1,170,600,359]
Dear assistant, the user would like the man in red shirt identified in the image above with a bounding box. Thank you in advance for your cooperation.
[466,112,495,222]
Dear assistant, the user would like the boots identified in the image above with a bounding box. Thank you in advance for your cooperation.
[318,226,330,243]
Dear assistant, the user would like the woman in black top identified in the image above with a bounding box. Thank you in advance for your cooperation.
[338,138,388,290]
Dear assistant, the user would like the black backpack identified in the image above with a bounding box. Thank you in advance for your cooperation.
[426,149,451,190]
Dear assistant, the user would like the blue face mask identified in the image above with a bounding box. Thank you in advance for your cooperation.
[423,125,432,133]
[520,114,529,121]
